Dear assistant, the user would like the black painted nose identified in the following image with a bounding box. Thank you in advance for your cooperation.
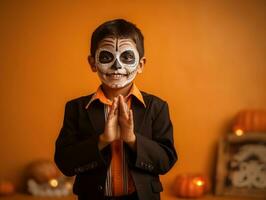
[111,59,122,70]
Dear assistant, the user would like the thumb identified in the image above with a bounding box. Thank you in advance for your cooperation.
[129,109,133,123]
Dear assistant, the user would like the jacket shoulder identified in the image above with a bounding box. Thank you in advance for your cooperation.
[140,91,167,105]
[65,93,94,108]
[140,91,169,117]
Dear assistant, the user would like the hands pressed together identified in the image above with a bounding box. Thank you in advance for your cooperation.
[98,95,136,150]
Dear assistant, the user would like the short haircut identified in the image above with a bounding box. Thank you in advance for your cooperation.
[90,19,144,58]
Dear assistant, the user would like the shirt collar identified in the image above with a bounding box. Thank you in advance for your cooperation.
[85,83,146,109]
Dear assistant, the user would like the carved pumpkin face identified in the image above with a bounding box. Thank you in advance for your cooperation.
[174,174,209,198]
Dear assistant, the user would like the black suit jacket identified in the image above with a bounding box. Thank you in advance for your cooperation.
[54,91,177,200]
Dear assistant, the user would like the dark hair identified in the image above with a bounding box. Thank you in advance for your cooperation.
[90,19,144,58]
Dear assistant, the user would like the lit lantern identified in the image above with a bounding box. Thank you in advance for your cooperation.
[174,174,209,198]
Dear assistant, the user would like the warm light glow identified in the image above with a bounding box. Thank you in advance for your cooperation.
[65,181,72,190]
[193,179,205,187]
[196,180,204,186]
[235,129,244,136]
[49,179,58,188]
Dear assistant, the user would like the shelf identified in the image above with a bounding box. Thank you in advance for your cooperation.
[0,194,264,200]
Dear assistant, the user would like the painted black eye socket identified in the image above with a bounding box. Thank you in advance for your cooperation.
[120,50,135,64]
[99,51,114,63]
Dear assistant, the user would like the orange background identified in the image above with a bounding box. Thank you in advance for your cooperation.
[0,0,266,199]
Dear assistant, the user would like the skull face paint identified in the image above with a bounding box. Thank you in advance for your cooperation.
[95,37,140,88]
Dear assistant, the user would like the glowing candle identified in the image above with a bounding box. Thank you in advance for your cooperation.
[235,129,244,136]
[49,179,58,188]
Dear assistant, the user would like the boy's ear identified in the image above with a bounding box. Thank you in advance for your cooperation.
[88,55,97,72]
[137,57,146,74]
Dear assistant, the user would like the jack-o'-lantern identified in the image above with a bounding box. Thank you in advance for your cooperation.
[174,174,209,198]
[233,110,266,133]
[26,159,61,183]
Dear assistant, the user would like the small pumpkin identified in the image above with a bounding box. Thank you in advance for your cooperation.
[174,174,209,198]
[233,109,266,133]
[0,180,15,196]
[26,159,61,183]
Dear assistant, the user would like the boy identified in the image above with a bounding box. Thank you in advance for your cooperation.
[54,19,177,200]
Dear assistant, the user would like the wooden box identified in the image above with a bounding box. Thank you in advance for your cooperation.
[215,133,266,198]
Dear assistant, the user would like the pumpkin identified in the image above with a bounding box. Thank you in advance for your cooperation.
[0,180,15,196]
[174,174,209,198]
[233,110,266,133]
[26,159,61,183]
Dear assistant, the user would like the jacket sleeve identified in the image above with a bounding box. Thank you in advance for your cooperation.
[127,101,177,175]
[54,101,109,177]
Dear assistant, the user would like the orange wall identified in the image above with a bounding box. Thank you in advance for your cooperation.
[1,0,266,199]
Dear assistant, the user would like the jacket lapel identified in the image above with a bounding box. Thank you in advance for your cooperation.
[86,100,105,135]
[131,96,146,134]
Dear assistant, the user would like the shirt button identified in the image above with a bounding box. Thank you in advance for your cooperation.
[98,185,103,191]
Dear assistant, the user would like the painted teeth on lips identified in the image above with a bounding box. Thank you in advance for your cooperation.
[106,73,127,78]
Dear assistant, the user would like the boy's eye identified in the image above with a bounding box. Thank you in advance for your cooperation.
[99,51,114,63]
[120,50,135,64]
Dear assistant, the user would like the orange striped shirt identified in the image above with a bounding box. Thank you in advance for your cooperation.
[85,83,145,196]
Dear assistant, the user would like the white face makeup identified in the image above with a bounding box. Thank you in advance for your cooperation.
[94,37,140,88]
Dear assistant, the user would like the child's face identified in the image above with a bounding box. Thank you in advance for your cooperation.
[90,36,144,89]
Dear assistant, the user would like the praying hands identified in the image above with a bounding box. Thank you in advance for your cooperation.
[98,95,136,150]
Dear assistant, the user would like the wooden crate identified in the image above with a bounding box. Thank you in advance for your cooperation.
[215,133,266,198]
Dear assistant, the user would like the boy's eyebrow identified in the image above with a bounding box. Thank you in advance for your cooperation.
[99,38,115,48]
[99,43,114,49]
[118,41,135,48]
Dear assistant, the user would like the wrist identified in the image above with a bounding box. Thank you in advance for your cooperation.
[98,133,111,150]
[125,134,136,151]
[99,133,112,144]
[124,132,136,144]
